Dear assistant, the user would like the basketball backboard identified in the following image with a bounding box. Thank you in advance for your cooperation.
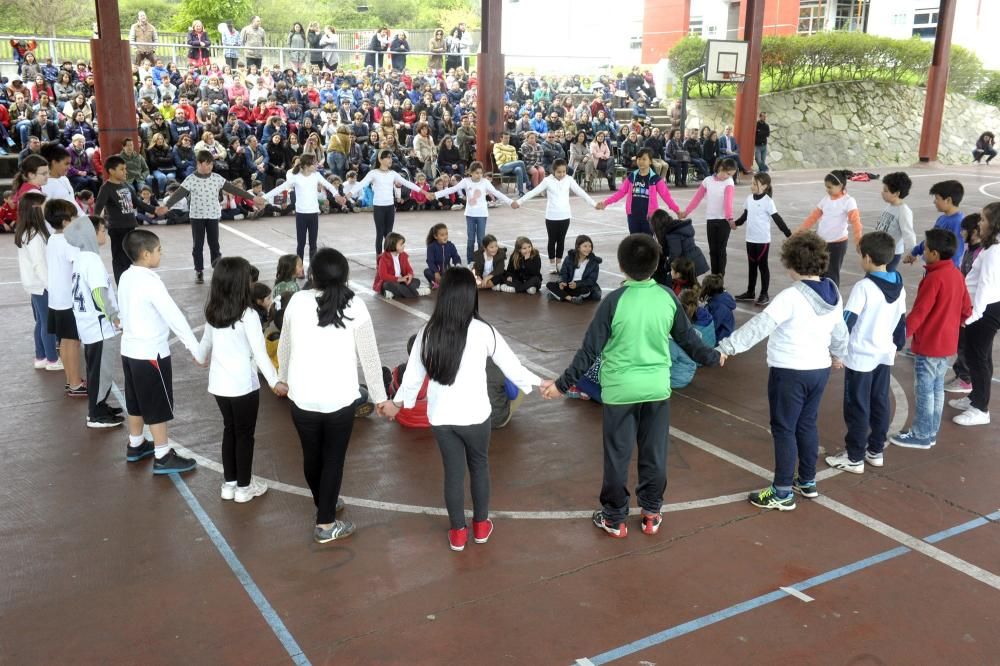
[704,39,748,83]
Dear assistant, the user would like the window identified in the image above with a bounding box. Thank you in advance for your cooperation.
[689,16,703,36]
[833,0,867,32]
[798,0,825,35]
[912,9,938,38]
[706,25,717,36]
[629,35,642,50]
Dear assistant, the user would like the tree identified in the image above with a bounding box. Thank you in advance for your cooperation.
[0,0,93,35]
[171,0,254,33]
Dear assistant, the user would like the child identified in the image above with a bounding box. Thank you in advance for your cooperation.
[435,160,516,263]
[681,157,737,276]
[264,154,342,260]
[375,232,430,299]
[874,172,916,272]
[516,158,597,274]
[43,199,86,396]
[890,229,972,447]
[76,190,95,215]
[119,229,204,474]
[732,172,791,306]
[424,223,462,288]
[500,236,543,294]
[945,214,983,394]
[252,282,272,328]
[650,209,708,288]
[64,215,126,428]
[272,254,303,309]
[94,155,166,283]
[345,171,372,209]
[15,192,59,371]
[796,170,862,287]
[670,288,716,389]
[545,234,602,303]
[717,231,849,510]
[0,190,15,232]
[352,149,422,254]
[701,273,736,342]
[952,205,1000,427]
[825,231,906,473]
[136,186,158,225]
[669,257,696,296]
[398,172,432,211]
[197,257,280,503]
[327,175,355,214]
[163,183,190,225]
[599,148,682,235]
[162,150,264,283]
[385,267,542,551]
[471,234,508,291]
[542,234,723,537]
[904,180,965,270]
[383,334,430,429]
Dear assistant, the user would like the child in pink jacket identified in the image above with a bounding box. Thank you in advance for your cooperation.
[598,148,681,234]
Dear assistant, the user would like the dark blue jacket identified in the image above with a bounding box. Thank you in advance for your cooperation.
[653,217,709,286]
[706,291,736,341]
[427,241,461,274]
[558,250,603,300]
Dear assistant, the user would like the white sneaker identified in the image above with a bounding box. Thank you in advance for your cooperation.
[383,291,395,300]
[865,450,884,467]
[451,204,464,211]
[235,477,268,503]
[416,286,431,296]
[948,396,971,411]
[499,284,515,293]
[33,358,47,369]
[953,408,990,426]
[220,483,236,501]
[943,378,973,393]
[45,359,64,371]
[527,287,537,294]
[825,452,864,474]
[233,214,245,220]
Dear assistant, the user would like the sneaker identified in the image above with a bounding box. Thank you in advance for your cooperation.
[66,384,88,398]
[235,477,268,503]
[354,401,375,418]
[152,449,197,475]
[450,204,464,211]
[825,452,864,474]
[944,378,973,393]
[570,295,586,304]
[233,214,245,220]
[792,479,819,498]
[45,359,64,371]
[448,526,469,551]
[545,289,560,301]
[948,397,971,411]
[220,483,236,501]
[473,518,494,543]
[416,286,431,296]
[498,284,515,293]
[748,486,796,511]
[592,510,627,537]
[953,407,990,426]
[548,268,560,275]
[527,287,537,295]
[383,291,395,300]
[86,414,124,429]
[126,439,155,462]
[640,511,662,535]
[105,404,124,417]
[195,271,204,284]
[315,520,356,543]
[734,291,756,302]
[33,358,48,369]
[755,294,770,306]
[889,431,935,449]
[491,284,502,292]
[336,496,345,513]
[864,450,884,467]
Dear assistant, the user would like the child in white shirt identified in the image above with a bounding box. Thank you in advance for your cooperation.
[43,199,85,395]
[351,150,421,254]
[733,173,791,306]
[264,154,342,260]
[435,160,517,263]
[874,172,916,272]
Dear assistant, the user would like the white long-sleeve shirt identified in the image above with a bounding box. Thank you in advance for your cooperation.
[277,290,387,413]
[197,308,279,396]
[119,265,199,360]
[352,168,420,207]
[396,320,541,426]
[435,177,512,217]
[45,233,79,310]
[17,233,48,296]
[965,243,1000,325]
[517,174,597,221]
[264,171,340,215]
[41,176,85,216]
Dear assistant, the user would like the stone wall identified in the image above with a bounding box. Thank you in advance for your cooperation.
[684,81,1000,170]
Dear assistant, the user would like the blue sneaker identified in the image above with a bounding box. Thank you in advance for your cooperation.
[889,431,935,449]
[792,479,819,498]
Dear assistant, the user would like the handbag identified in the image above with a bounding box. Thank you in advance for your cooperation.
[596,158,609,172]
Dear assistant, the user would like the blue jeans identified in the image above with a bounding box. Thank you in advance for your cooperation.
[768,367,830,490]
[627,215,652,235]
[31,291,58,362]
[498,160,526,195]
[466,216,487,263]
[147,170,174,195]
[754,145,768,172]
[911,354,948,441]
[326,152,346,178]
[16,120,32,147]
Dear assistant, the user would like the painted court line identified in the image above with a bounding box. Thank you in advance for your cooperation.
[169,474,311,666]
[778,586,814,603]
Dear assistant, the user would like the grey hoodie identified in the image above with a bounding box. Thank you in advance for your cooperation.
[64,216,118,321]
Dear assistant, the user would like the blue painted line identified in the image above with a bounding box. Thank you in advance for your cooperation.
[586,510,1000,665]
[170,474,311,666]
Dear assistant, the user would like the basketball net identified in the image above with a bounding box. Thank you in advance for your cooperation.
[721,71,745,92]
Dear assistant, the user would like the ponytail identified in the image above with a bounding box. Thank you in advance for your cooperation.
[292,153,316,174]
[12,155,49,194]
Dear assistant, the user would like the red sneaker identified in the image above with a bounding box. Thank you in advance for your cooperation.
[592,511,627,538]
[473,518,494,544]
[641,511,662,535]
[448,527,468,551]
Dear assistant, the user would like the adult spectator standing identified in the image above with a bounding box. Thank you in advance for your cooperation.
[447,23,471,72]
[307,23,324,70]
[320,26,339,71]
[187,21,212,69]
[754,112,770,173]
[364,28,390,70]
[219,22,242,69]
[390,32,410,72]
[718,126,751,174]
[129,12,158,66]
[241,17,267,71]
[288,23,308,72]
[428,29,447,71]
[973,131,996,165]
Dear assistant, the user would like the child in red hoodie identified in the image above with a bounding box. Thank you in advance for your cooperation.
[890,228,972,449]
[373,232,431,299]
[0,190,16,232]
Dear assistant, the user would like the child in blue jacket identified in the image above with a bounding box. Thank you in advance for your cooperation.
[545,234,603,303]
[424,223,461,287]
[671,288,717,388]
[701,273,736,341]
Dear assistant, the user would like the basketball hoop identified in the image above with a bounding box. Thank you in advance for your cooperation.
[721,71,745,90]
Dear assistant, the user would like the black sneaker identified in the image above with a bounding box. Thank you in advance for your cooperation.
[107,405,124,416]
[195,271,204,284]
[87,414,124,429]
[66,384,88,398]
[734,291,756,302]
[126,439,155,462]
[755,294,770,306]
[152,449,197,475]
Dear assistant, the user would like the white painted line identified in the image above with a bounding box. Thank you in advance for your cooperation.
[979,181,1000,200]
[779,586,814,603]
[575,658,597,666]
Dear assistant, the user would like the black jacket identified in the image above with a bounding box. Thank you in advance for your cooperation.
[472,246,508,283]
[653,217,708,285]
[557,250,603,299]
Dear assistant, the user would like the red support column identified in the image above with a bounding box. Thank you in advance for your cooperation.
[918,0,956,163]
[733,0,764,172]
[92,0,138,157]
[476,0,504,170]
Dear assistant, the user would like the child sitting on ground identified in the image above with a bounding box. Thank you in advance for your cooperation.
[251,282,272,328]
[701,273,736,341]
[163,182,189,225]
[500,236,543,294]
[0,190,16,232]
[272,254,303,309]
[670,288,716,389]
[424,223,461,288]
[472,234,508,291]
[374,232,431,299]
[669,257,696,296]
[76,189,95,216]
[545,234,603,303]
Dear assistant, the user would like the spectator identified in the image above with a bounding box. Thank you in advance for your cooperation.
[390,32,411,72]
[240,17,267,70]
[187,21,211,68]
[27,110,58,146]
[973,131,996,165]
[541,131,566,174]
[718,126,751,174]
[568,131,591,178]
[365,28,390,70]
[447,23,472,72]
[664,128,689,187]
[129,11,158,65]
[67,134,100,193]
[288,23,308,71]
[146,132,176,194]
[173,133,196,180]
[219,22,242,70]
[428,29,447,71]
[118,137,151,192]
[320,26,340,71]
[307,22,324,70]
[588,131,616,191]
[755,111,770,173]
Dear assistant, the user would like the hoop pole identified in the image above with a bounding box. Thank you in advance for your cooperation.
[678,64,704,138]
[733,0,765,172]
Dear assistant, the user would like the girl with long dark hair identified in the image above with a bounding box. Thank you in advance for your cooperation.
[276,248,389,543]
[385,267,541,552]
[264,154,341,260]
[14,191,59,370]
[352,149,421,254]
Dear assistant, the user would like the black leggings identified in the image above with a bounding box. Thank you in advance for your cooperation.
[509,276,542,293]
[291,401,355,524]
[546,218,570,261]
[432,418,492,529]
[296,212,319,259]
[966,301,1000,412]
[215,391,260,486]
[382,278,421,298]
[825,239,848,287]
[706,219,732,276]
[746,242,771,295]
[373,205,395,254]
[191,218,221,272]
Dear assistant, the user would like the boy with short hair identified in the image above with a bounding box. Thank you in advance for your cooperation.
[825,231,906,473]
[64,215,125,428]
[890,229,972,449]
[542,234,723,537]
[43,199,86,397]
[874,172,915,272]
[118,229,203,473]
[0,190,15,231]
[904,180,964,269]
[718,232,849,510]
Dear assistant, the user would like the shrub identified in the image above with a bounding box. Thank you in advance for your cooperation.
[975,71,1000,108]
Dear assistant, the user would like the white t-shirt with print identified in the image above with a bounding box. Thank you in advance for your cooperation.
[71,251,118,344]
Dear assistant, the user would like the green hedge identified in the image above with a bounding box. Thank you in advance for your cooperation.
[669,33,986,98]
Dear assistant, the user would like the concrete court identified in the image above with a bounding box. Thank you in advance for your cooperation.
[1,164,998,664]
